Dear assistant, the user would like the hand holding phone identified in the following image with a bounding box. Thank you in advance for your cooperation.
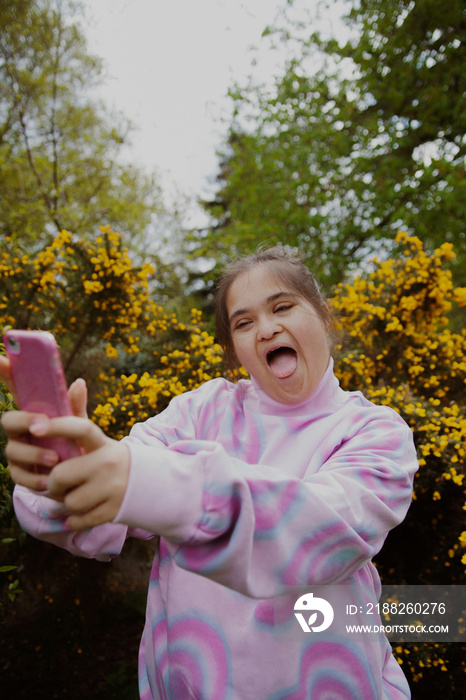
[2,332,130,528]
[3,330,81,472]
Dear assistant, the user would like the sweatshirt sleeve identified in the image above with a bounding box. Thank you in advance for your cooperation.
[13,487,154,562]
[10,394,183,561]
[115,405,418,598]
[11,410,171,561]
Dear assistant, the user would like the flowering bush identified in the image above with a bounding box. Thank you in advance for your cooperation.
[93,307,225,440]
[332,231,466,583]
[332,232,466,689]
[0,227,159,375]
[332,232,466,403]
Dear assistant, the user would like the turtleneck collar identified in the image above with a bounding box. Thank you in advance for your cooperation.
[242,357,344,417]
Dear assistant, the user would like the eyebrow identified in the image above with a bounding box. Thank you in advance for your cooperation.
[228,292,299,326]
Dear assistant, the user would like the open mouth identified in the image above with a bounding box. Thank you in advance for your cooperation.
[266,346,298,379]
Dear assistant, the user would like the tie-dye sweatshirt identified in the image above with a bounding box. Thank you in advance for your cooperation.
[14,359,418,699]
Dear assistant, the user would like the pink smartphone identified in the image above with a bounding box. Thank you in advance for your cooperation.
[3,330,80,472]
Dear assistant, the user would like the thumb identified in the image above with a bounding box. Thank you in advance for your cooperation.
[68,378,88,419]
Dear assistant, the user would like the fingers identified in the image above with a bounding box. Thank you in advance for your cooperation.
[68,378,88,419]
[1,410,56,440]
[2,406,100,456]
[65,502,120,531]
[1,411,107,491]
[6,439,58,471]
[47,441,130,530]
[29,414,107,453]
[2,411,59,488]
[8,460,53,492]
[2,405,130,530]
[46,448,106,502]
[47,440,128,502]
[2,409,36,438]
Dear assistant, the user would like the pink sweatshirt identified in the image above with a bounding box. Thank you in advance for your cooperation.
[14,360,418,699]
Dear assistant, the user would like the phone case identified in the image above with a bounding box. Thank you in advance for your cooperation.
[3,330,80,471]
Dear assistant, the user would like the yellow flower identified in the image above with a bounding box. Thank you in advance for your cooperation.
[83,279,104,294]
[105,344,119,359]
[453,287,466,307]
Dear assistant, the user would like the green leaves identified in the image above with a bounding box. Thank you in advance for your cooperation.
[0,0,163,246]
[195,0,466,288]
[0,565,17,573]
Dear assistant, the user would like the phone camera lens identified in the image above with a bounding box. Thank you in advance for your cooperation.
[6,336,20,353]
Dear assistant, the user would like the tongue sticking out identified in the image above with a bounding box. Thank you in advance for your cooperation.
[267,347,298,379]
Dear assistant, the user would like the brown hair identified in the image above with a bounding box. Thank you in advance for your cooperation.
[214,246,337,375]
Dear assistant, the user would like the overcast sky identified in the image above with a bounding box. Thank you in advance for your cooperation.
[81,2,282,197]
[79,0,350,238]
[81,1,346,223]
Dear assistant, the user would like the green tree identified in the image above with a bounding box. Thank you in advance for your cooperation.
[193,0,466,288]
[0,0,162,247]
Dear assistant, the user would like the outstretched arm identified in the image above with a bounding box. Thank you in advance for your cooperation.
[3,410,130,530]
[117,414,417,597]
[1,350,130,529]
[110,379,419,598]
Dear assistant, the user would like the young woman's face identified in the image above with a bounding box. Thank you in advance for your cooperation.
[226,265,331,404]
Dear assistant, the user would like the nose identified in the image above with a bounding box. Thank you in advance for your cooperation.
[257,314,282,341]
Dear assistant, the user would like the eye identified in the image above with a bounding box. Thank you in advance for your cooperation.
[274,303,293,313]
[234,319,252,331]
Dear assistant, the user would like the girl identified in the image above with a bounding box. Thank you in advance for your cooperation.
[1,247,418,699]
